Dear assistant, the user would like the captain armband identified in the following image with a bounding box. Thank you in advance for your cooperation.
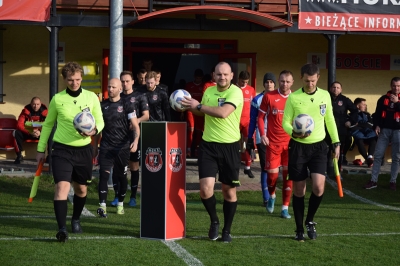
[127,111,137,119]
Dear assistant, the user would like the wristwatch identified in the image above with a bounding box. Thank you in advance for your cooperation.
[197,104,202,111]
[332,142,341,149]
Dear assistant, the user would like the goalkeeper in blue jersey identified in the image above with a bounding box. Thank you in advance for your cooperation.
[247,72,276,207]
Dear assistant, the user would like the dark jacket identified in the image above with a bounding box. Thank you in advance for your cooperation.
[16,103,48,135]
[331,93,358,135]
[350,111,377,140]
[373,91,400,130]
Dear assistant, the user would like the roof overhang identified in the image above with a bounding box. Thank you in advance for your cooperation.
[129,6,293,30]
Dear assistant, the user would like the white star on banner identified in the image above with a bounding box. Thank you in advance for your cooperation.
[305,16,312,24]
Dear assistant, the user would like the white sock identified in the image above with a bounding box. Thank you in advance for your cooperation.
[282,205,288,211]
[245,166,250,170]
[118,202,123,207]
[271,194,276,199]
[100,203,106,207]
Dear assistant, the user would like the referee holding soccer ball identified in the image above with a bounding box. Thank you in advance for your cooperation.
[36,62,104,242]
[282,63,339,242]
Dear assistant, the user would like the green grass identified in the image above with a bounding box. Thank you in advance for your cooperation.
[0,173,399,266]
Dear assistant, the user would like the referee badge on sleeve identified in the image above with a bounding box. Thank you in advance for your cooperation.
[320,104,326,116]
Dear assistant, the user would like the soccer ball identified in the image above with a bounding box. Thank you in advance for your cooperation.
[73,111,95,134]
[170,89,191,112]
[292,114,315,135]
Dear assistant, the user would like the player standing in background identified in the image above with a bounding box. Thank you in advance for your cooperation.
[237,71,256,178]
[247,72,276,206]
[282,63,339,241]
[203,66,216,92]
[181,62,243,243]
[110,71,149,208]
[257,70,294,218]
[154,68,169,94]
[36,61,104,242]
[185,69,204,158]
[94,78,140,217]
[134,69,147,89]
[136,71,171,122]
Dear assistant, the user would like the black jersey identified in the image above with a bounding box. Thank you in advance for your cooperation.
[100,98,135,150]
[136,85,171,122]
[121,90,149,119]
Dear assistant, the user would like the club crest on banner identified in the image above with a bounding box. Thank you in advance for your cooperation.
[145,147,163,172]
[169,148,183,172]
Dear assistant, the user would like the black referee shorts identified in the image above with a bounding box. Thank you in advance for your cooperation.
[51,142,94,185]
[198,140,241,187]
[288,139,328,182]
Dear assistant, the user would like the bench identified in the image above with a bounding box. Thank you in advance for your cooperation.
[0,118,17,151]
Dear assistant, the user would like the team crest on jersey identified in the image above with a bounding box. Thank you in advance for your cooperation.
[338,101,343,106]
[153,95,158,101]
[272,108,278,115]
[130,97,136,103]
[145,147,163,172]
[320,104,326,116]
[117,106,123,112]
[169,148,183,172]
[245,91,249,94]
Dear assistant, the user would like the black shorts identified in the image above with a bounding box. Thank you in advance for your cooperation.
[288,139,328,182]
[99,147,129,177]
[51,142,94,185]
[198,140,241,187]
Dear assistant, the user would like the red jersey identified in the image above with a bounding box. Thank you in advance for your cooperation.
[259,90,291,145]
[203,81,216,93]
[185,81,204,102]
[239,84,256,124]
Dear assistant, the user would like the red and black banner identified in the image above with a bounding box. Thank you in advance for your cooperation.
[0,0,51,22]
[299,0,400,33]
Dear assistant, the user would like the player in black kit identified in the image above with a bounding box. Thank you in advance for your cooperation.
[93,78,140,217]
[110,71,149,207]
[136,71,171,122]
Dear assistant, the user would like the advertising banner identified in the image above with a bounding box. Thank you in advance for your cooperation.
[299,0,400,33]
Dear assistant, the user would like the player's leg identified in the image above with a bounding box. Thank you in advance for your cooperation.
[129,150,140,207]
[51,143,75,242]
[198,141,220,240]
[281,147,292,218]
[304,140,328,240]
[256,143,269,206]
[265,144,281,213]
[389,129,400,186]
[114,148,130,214]
[366,128,390,188]
[12,129,25,164]
[288,139,308,242]
[218,141,241,243]
[110,170,119,206]
[241,124,254,178]
[97,148,114,218]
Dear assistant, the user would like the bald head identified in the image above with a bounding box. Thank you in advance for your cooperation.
[214,62,233,91]
[108,78,122,101]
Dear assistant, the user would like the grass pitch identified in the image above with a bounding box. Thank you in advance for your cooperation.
[0,173,399,266]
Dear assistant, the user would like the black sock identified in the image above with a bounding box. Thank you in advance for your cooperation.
[72,194,86,220]
[305,192,323,224]
[98,170,109,203]
[292,195,305,232]
[130,170,139,199]
[54,200,68,230]
[201,195,219,224]
[222,200,237,233]
[112,174,119,199]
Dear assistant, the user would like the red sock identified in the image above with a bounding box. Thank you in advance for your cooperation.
[282,169,292,206]
[267,172,279,196]
[187,129,193,151]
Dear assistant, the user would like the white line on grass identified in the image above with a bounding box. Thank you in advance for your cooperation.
[68,187,95,217]
[2,232,400,242]
[325,177,400,211]
[163,240,203,266]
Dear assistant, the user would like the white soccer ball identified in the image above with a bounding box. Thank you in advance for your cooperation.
[73,111,95,134]
[170,89,191,112]
[292,114,315,135]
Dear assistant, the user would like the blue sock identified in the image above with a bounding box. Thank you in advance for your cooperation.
[261,172,270,202]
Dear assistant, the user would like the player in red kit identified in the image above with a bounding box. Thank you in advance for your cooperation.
[257,70,294,218]
[238,71,256,178]
[203,67,216,93]
[185,69,204,157]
